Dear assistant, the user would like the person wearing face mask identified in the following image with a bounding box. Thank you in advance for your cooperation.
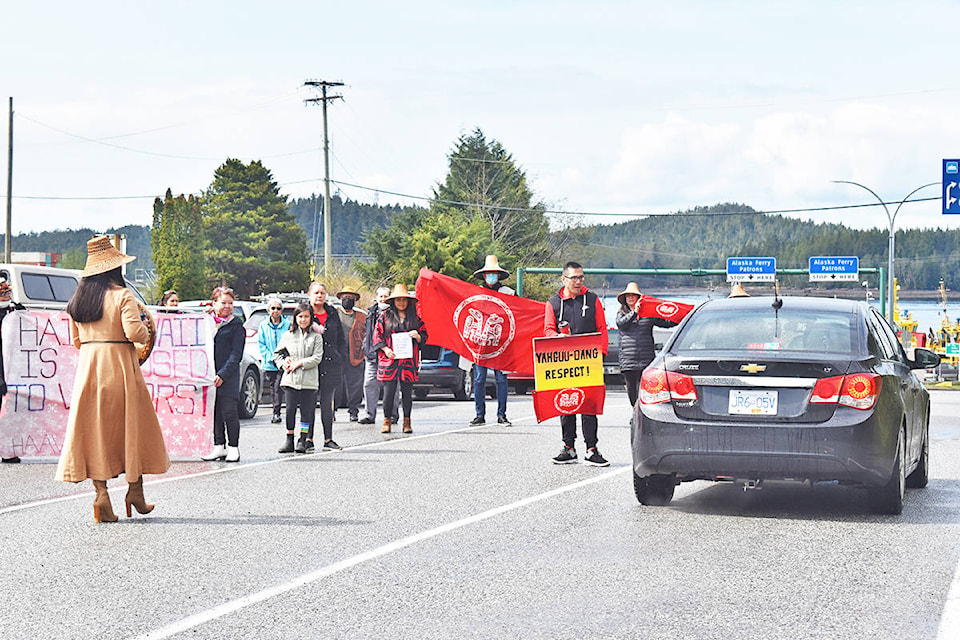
[469,255,514,427]
[0,276,25,463]
[335,286,367,423]
[359,286,400,425]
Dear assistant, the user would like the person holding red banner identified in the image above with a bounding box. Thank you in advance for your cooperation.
[469,254,514,427]
[373,284,427,434]
[543,261,609,466]
[616,282,681,407]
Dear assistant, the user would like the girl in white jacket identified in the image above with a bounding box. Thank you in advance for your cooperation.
[274,303,324,453]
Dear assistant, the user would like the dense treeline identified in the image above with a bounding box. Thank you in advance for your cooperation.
[288,194,406,256]
[584,203,960,291]
[1,225,153,271]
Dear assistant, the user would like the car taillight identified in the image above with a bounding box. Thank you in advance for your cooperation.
[640,369,698,404]
[246,328,258,338]
[810,373,879,410]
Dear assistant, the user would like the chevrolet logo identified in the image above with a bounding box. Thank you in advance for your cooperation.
[740,363,766,374]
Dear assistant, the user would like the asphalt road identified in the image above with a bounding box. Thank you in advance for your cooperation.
[2,390,960,640]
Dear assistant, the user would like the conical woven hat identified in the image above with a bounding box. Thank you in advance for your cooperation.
[728,283,750,298]
[473,254,509,279]
[81,235,135,277]
[617,282,643,305]
[387,283,417,301]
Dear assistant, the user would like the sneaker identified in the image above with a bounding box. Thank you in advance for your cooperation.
[583,447,609,467]
[323,440,343,451]
[270,415,282,424]
[358,417,375,425]
[469,416,485,425]
[1,457,21,463]
[349,415,359,422]
[304,439,316,454]
[497,416,511,426]
[551,446,578,465]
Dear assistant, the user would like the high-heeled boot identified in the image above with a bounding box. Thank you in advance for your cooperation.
[125,478,155,517]
[403,417,413,434]
[92,480,118,523]
[381,417,392,433]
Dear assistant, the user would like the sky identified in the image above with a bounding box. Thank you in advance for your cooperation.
[3,1,960,237]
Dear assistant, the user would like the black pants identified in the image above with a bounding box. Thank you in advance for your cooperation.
[284,387,317,434]
[311,381,337,442]
[213,395,240,447]
[624,369,642,407]
[560,414,598,450]
[382,379,413,419]
[265,370,284,417]
[335,362,364,418]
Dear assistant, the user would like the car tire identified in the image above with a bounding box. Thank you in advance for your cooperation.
[414,388,428,400]
[237,367,261,420]
[633,472,675,506]
[869,429,905,515]
[906,419,929,489]
[452,368,473,401]
[514,381,531,395]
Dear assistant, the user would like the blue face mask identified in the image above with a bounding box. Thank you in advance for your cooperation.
[484,273,499,286]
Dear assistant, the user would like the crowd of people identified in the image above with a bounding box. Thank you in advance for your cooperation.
[7,239,692,524]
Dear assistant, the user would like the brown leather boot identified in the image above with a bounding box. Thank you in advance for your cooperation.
[402,417,412,433]
[92,480,118,523]
[125,478,155,517]
[381,417,392,433]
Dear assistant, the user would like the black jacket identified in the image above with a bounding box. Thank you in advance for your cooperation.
[363,303,386,361]
[616,307,676,372]
[312,303,348,385]
[213,315,246,400]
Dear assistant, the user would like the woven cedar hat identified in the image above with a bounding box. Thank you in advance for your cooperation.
[387,283,417,301]
[728,283,750,298]
[473,254,509,279]
[336,285,360,299]
[81,235,136,278]
[617,282,643,305]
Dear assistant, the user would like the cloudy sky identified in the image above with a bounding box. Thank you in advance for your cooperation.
[3,1,959,235]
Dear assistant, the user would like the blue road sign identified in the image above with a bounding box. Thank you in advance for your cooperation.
[809,256,859,282]
[944,159,960,214]
[727,257,776,282]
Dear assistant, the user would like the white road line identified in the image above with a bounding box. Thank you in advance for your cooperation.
[131,465,631,640]
[938,559,960,639]
[0,420,500,516]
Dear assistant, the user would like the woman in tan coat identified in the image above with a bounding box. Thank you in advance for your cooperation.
[55,236,170,523]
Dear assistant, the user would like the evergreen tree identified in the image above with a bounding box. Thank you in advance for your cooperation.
[151,189,206,300]
[203,159,310,298]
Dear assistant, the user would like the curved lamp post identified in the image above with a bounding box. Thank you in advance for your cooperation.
[832,180,939,324]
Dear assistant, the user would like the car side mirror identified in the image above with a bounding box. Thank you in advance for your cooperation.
[910,347,941,370]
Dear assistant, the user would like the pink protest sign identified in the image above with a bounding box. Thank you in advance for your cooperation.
[0,309,217,460]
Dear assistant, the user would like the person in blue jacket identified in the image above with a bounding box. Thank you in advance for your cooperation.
[258,297,290,424]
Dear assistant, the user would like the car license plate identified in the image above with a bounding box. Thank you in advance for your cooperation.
[728,389,778,415]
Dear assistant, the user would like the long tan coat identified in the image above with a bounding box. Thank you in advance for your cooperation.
[55,287,170,483]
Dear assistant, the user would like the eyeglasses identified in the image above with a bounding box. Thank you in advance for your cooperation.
[563,274,585,281]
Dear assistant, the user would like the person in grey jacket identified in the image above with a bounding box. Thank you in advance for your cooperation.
[274,303,324,454]
[616,282,678,407]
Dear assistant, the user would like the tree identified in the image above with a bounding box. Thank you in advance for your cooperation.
[203,159,310,298]
[151,189,206,300]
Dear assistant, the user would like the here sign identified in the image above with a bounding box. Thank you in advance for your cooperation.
[726,257,776,282]
[809,256,859,282]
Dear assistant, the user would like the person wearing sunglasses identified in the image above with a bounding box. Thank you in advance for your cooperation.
[543,261,610,467]
[258,296,290,425]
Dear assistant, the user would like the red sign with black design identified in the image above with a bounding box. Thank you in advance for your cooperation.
[531,333,606,422]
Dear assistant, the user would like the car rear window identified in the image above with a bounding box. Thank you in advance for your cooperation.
[672,307,858,355]
[21,273,79,302]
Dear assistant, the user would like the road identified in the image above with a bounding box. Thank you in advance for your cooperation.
[1,390,960,639]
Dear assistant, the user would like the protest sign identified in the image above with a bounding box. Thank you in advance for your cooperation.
[531,332,605,422]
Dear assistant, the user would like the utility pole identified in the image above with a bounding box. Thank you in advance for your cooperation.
[303,79,344,280]
[5,97,12,263]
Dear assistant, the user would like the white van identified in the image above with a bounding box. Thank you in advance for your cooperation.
[0,263,147,308]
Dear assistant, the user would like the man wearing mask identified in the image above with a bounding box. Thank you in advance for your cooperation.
[0,276,25,462]
[359,287,399,425]
[469,255,513,427]
[335,286,366,422]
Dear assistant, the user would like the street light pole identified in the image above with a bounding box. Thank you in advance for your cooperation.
[832,180,938,324]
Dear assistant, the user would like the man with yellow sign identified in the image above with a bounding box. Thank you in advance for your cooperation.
[540,261,609,466]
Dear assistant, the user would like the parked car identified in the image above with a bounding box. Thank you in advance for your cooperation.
[415,343,533,400]
[633,295,940,514]
[0,263,147,308]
